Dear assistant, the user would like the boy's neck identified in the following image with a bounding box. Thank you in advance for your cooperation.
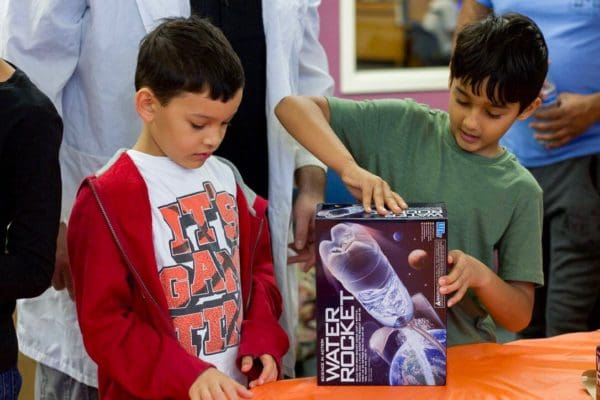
[132,126,163,157]
[0,60,15,83]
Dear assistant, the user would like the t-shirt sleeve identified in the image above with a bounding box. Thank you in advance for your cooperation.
[476,0,493,8]
[0,99,62,300]
[496,180,544,286]
[326,96,419,167]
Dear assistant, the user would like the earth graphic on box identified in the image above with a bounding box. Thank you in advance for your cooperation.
[389,328,446,385]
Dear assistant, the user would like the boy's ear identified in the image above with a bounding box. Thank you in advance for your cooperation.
[135,88,158,123]
[517,97,542,121]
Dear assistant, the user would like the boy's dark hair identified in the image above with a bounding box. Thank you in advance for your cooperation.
[135,16,244,105]
[451,13,548,113]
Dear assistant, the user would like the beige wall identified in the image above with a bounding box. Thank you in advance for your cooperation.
[18,353,35,400]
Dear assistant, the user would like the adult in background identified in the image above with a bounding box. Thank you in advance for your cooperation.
[0,0,333,397]
[0,57,62,400]
[457,0,600,338]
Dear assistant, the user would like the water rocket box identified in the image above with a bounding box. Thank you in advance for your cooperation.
[315,203,447,386]
[596,345,600,400]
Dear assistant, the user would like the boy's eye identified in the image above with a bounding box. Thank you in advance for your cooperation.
[455,98,468,106]
[486,110,502,119]
[191,123,206,130]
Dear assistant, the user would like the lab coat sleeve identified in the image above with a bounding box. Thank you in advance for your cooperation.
[294,0,335,171]
[0,0,87,116]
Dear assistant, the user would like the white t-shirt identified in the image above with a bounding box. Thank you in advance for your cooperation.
[128,150,245,384]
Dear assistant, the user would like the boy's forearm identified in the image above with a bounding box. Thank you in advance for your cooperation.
[275,96,356,176]
[473,272,534,332]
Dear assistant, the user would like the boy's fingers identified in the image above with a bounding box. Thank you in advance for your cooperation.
[447,250,461,266]
[262,355,279,382]
[223,382,242,400]
[442,274,462,294]
[240,356,253,372]
[210,386,231,400]
[256,357,275,384]
[372,182,385,215]
[254,368,268,386]
[385,193,404,214]
[394,193,408,210]
[200,387,220,400]
[236,382,253,398]
[447,286,468,307]
[189,389,202,400]
[361,185,373,213]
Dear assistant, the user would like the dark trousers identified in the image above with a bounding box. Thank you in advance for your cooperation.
[520,154,600,338]
[0,367,21,400]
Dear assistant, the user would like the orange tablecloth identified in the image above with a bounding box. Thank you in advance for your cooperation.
[253,330,599,400]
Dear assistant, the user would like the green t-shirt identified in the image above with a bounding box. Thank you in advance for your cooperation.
[328,96,543,346]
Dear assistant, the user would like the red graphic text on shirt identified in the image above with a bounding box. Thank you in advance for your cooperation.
[157,182,241,357]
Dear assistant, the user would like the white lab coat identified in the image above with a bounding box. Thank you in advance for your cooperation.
[0,0,333,383]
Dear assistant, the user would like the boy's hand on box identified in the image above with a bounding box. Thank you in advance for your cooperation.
[340,163,407,215]
[241,354,278,388]
[189,368,253,400]
[438,250,489,307]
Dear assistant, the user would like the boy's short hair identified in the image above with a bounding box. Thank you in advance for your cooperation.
[451,13,548,113]
[135,16,244,105]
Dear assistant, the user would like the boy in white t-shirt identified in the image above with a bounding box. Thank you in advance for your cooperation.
[67,16,288,400]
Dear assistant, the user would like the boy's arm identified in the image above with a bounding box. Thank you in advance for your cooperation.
[442,179,543,332]
[0,105,62,300]
[440,251,535,332]
[275,96,406,214]
[68,185,212,399]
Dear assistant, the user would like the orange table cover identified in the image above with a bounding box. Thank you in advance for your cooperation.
[252,330,599,400]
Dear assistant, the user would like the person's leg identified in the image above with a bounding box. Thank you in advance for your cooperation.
[0,367,22,400]
[35,363,98,400]
[533,155,600,336]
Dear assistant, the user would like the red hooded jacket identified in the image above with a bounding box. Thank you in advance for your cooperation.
[67,152,289,399]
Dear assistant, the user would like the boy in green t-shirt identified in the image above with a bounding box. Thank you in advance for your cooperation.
[275,13,547,345]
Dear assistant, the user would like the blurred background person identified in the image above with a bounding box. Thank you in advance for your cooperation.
[0,57,62,400]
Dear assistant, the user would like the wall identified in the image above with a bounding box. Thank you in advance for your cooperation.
[318,0,449,110]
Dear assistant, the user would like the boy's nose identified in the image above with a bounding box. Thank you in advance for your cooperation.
[202,127,223,147]
[463,111,480,132]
